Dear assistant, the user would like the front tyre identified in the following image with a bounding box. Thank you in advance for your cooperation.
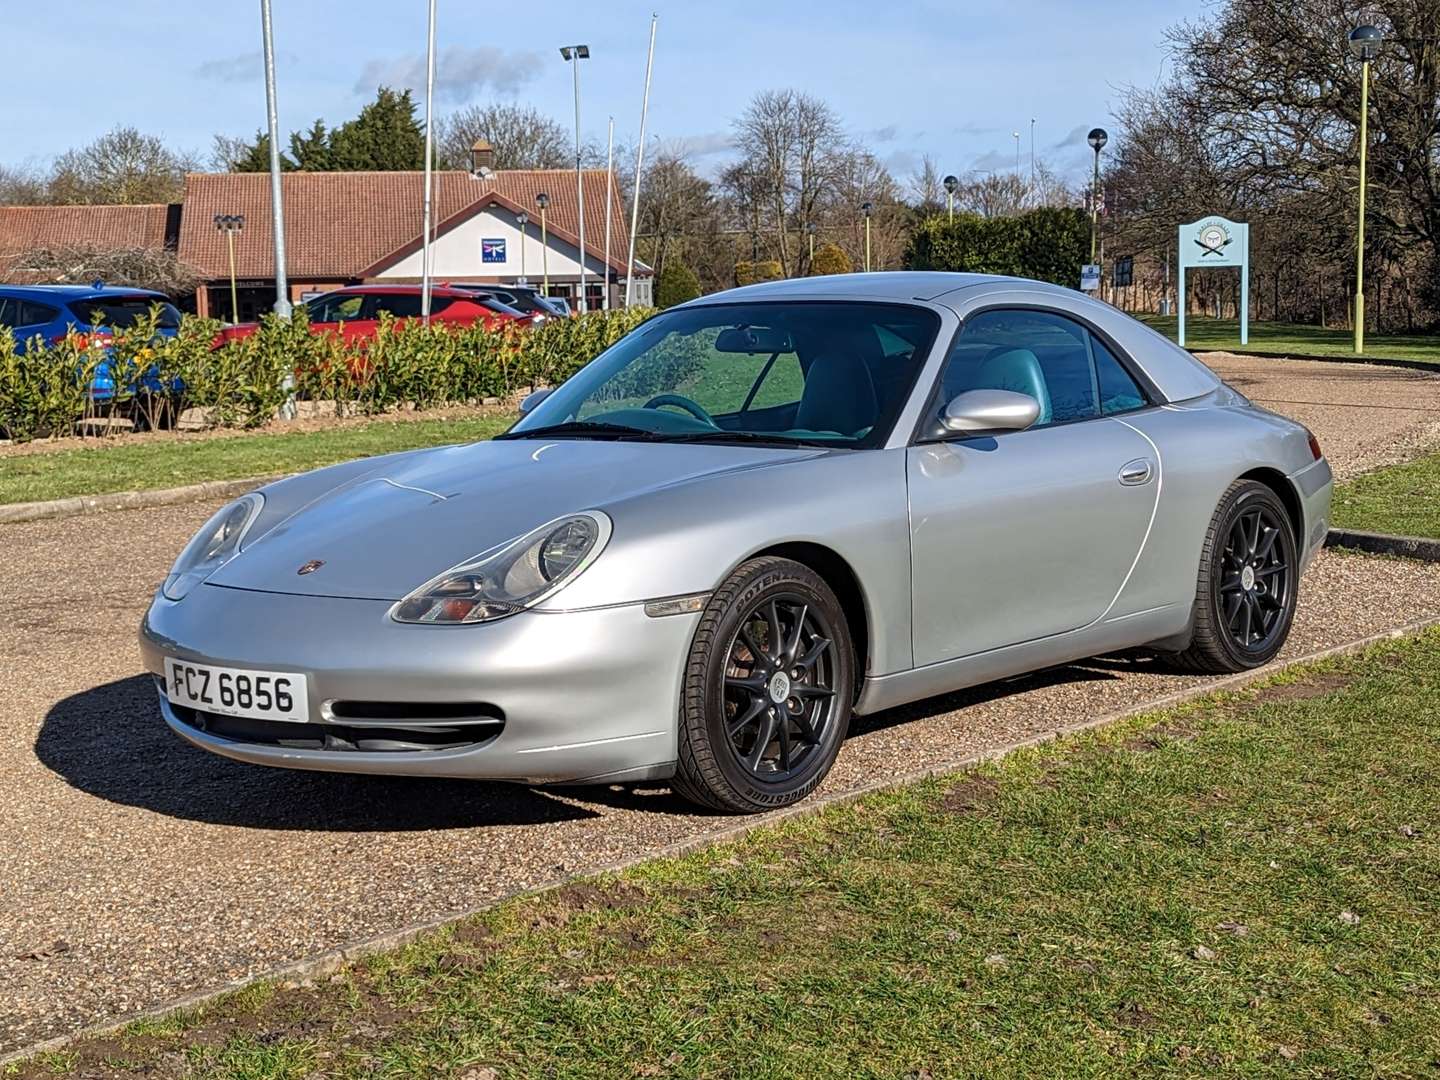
[1168,479,1299,673]
[673,557,854,813]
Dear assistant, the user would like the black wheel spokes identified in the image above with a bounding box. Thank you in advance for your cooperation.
[1219,506,1291,651]
[723,596,837,783]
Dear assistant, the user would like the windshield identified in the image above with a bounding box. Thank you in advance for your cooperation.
[67,296,181,330]
[505,301,940,448]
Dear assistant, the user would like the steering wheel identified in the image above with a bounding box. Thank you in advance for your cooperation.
[642,393,717,427]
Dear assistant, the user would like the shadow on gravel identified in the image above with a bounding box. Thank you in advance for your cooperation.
[36,675,605,831]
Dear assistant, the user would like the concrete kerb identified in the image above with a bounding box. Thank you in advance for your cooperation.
[0,477,279,526]
[5,611,1438,1070]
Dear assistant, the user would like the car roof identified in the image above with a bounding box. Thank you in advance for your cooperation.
[0,283,168,300]
[332,284,479,297]
[680,271,1029,306]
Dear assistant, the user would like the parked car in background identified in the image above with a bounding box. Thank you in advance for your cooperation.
[0,284,183,414]
[445,283,568,319]
[214,285,537,347]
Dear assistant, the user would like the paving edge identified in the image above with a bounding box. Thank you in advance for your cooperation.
[6,611,1440,1068]
[0,477,278,525]
[1325,527,1440,562]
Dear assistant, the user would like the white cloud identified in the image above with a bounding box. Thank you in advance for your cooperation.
[354,46,542,102]
[194,50,297,84]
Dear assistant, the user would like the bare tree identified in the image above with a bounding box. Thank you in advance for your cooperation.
[730,90,848,275]
[48,127,197,205]
[0,164,49,205]
[14,245,203,295]
[436,103,570,170]
[909,155,946,212]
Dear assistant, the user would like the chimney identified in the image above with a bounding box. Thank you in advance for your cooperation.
[470,139,495,174]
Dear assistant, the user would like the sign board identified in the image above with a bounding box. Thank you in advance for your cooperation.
[1079,264,1101,292]
[1113,256,1134,288]
[1178,216,1250,346]
[481,238,506,263]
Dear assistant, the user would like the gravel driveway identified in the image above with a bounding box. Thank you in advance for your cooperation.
[1199,352,1440,480]
[4,361,1440,1054]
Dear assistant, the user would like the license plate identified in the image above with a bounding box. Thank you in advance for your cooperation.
[164,659,309,724]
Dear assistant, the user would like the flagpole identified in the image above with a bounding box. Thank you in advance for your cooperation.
[420,0,437,323]
[625,14,657,308]
[603,117,614,310]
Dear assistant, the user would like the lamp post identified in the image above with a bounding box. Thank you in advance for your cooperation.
[943,174,959,224]
[603,116,614,309]
[516,212,529,285]
[536,193,550,298]
[805,221,816,271]
[1087,128,1108,264]
[1012,131,1021,173]
[420,0,437,322]
[1349,24,1383,354]
[559,44,591,313]
[213,214,244,323]
[861,201,873,272]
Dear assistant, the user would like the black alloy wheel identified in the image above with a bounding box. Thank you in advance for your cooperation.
[674,557,854,812]
[1167,479,1299,673]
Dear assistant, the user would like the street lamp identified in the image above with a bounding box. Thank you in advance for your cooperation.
[1012,131,1021,173]
[1349,24,1383,353]
[861,201,874,272]
[516,212,529,285]
[943,174,959,224]
[213,214,245,323]
[536,192,550,298]
[560,44,591,313]
[805,221,816,270]
[1087,128,1108,265]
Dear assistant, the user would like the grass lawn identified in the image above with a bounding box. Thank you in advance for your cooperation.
[0,416,513,506]
[1137,315,1438,365]
[16,630,1440,1079]
[1333,449,1440,539]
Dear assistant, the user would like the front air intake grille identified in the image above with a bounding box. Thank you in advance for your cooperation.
[170,702,504,753]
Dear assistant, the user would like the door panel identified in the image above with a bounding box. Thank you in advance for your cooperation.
[907,418,1158,666]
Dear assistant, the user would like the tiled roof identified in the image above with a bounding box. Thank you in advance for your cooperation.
[177,170,638,280]
[0,204,173,275]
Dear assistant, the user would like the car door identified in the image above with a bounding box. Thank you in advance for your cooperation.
[907,307,1160,667]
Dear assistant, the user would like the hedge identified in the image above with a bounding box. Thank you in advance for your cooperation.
[0,306,655,442]
[903,206,1091,286]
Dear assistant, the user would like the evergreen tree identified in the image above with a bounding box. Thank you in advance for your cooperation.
[328,87,427,171]
[288,120,332,171]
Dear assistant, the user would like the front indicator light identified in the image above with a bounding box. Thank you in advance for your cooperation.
[391,512,611,624]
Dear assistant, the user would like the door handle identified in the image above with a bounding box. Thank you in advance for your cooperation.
[1118,458,1153,486]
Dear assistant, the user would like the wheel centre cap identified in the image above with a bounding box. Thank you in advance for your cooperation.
[767,671,792,704]
[1241,565,1256,591]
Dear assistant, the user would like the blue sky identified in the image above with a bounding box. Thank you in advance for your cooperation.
[3,0,1200,184]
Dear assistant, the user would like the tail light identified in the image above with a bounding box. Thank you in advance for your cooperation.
[1306,429,1323,461]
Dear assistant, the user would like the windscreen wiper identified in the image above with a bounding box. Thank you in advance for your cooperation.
[495,421,667,441]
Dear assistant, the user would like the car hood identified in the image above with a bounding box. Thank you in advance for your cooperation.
[207,437,821,601]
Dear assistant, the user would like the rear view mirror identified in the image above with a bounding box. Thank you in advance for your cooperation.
[519,388,552,415]
[714,326,793,354]
[940,389,1040,435]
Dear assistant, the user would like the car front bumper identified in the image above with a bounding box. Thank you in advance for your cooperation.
[139,584,699,784]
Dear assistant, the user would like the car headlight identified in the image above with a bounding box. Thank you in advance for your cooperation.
[391,512,611,624]
[162,493,264,601]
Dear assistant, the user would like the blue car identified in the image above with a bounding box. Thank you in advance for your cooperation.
[0,284,183,412]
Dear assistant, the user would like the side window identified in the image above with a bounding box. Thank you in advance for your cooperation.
[370,293,424,318]
[938,309,1098,429]
[308,294,365,323]
[20,302,58,327]
[0,297,16,328]
[1092,336,1148,415]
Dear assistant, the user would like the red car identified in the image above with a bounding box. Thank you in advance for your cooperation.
[215,284,535,345]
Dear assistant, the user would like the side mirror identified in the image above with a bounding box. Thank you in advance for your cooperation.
[519,388,553,415]
[939,389,1040,435]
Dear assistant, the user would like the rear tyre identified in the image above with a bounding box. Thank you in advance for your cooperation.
[672,557,854,813]
[1167,479,1298,673]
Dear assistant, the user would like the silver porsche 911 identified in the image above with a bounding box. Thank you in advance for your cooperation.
[140,272,1332,812]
